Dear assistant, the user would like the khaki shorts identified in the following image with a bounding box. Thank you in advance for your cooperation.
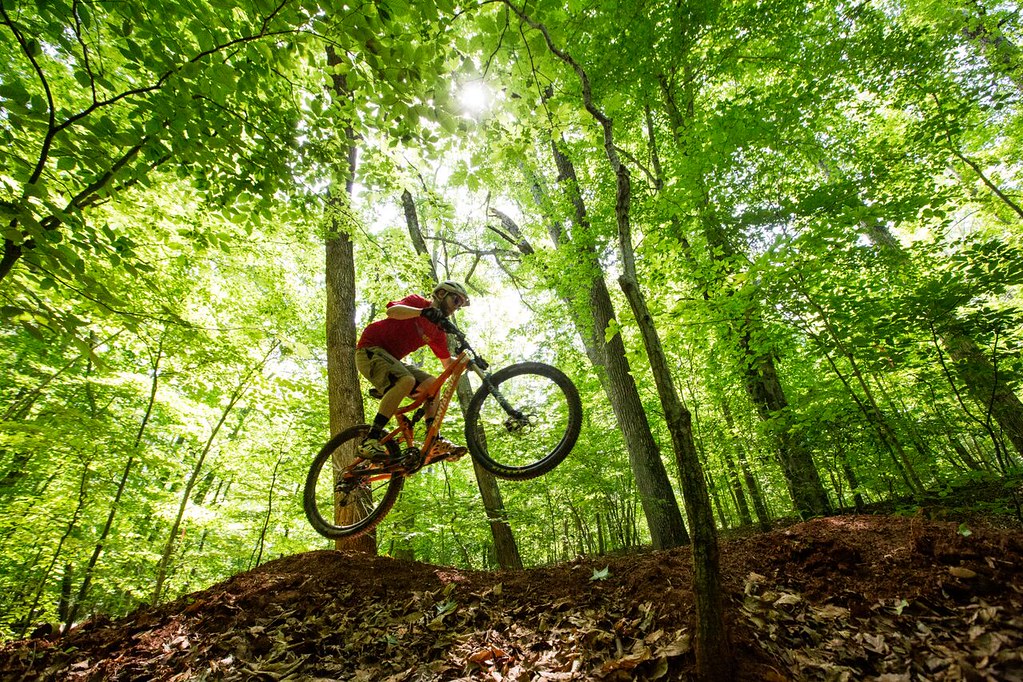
[355,347,434,397]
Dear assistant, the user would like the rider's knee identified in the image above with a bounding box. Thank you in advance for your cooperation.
[392,374,416,396]
[413,375,441,400]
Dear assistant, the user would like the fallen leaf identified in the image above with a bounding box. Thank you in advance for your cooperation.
[816,604,850,619]
[949,566,977,579]
[775,593,801,607]
[649,654,669,679]
[659,631,692,658]
[599,645,651,672]
[468,647,509,664]
[644,628,666,644]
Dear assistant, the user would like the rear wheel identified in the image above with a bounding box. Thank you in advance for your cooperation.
[465,362,582,480]
[304,425,404,539]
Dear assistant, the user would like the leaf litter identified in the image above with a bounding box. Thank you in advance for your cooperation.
[1,513,1022,680]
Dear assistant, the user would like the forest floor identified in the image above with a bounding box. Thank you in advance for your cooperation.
[2,488,1023,681]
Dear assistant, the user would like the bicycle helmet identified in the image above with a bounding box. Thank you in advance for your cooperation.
[432,280,470,307]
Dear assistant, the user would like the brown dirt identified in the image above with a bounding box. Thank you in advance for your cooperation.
[2,513,1023,681]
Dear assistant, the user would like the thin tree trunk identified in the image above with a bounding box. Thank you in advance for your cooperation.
[152,343,277,604]
[402,188,523,568]
[67,331,165,628]
[721,446,753,527]
[619,202,731,682]
[708,472,728,529]
[251,453,283,568]
[460,380,524,568]
[401,189,434,269]
[24,461,90,636]
[390,515,416,561]
[836,443,865,512]
[721,399,771,530]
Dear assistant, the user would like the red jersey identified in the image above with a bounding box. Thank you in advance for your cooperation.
[356,294,451,361]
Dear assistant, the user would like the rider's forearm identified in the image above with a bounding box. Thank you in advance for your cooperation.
[386,305,425,320]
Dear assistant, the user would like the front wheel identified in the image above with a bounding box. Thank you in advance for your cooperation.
[465,362,582,480]
[304,425,404,539]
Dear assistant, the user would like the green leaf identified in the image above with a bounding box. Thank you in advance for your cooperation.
[604,319,621,343]
[77,2,92,28]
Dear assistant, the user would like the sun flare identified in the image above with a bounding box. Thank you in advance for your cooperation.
[459,81,490,114]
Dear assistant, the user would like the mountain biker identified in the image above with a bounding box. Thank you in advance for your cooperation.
[355,281,471,461]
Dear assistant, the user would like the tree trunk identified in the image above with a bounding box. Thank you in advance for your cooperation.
[519,147,691,549]
[619,217,730,682]
[721,399,771,530]
[942,325,1023,461]
[401,189,434,270]
[459,379,524,568]
[738,327,833,516]
[390,516,416,561]
[251,453,284,568]
[721,446,753,527]
[325,48,374,553]
[836,444,865,512]
[494,194,691,549]
[957,0,1023,93]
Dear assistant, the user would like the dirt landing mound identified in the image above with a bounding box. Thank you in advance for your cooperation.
[2,514,1022,681]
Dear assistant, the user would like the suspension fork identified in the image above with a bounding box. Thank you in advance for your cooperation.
[470,364,525,421]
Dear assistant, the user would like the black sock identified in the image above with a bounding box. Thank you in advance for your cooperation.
[369,413,388,439]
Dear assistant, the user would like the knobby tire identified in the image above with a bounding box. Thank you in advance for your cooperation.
[465,362,582,480]
[304,424,404,539]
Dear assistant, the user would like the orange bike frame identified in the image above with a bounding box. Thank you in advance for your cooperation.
[378,349,472,465]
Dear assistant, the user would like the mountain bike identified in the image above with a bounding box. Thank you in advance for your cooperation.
[304,320,582,539]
